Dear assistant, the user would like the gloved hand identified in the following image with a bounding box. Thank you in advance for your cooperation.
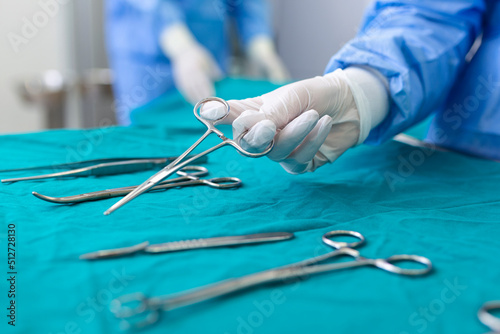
[202,68,389,174]
[161,24,223,105]
[247,36,290,83]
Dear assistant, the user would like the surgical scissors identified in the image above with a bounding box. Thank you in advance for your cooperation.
[32,166,241,204]
[1,156,208,183]
[110,230,432,329]
[79,232,294,260]
[479,301,500,333]
[104,97,274,215]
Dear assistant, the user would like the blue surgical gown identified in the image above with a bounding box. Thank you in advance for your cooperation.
[105,0,271,125]
[326,0,500,161]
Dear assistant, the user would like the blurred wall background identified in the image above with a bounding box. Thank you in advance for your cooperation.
[0,0,371,134]
[0,0,73,133]
[271,0,371,79]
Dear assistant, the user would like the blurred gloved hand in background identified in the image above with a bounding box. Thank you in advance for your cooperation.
[202,67,389,174]
[248,36,290,83]
[162,24,290,105]
[161,24,223,105]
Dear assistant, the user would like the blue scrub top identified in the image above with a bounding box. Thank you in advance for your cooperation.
[326,0,500,161]
[105,0,271,125]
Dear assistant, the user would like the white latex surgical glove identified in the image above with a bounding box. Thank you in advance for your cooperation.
[247,36,290,83]
[160,24,223,105]
[202,67,389,174]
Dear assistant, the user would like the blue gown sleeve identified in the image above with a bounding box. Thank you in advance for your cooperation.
[113,0,185,28]
[231,0,272,47]
[120,0,185,28]
[325,0,486,144]
[106,0,185,56]
[156,0,185,30]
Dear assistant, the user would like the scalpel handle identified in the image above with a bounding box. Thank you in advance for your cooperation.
[145,232,294,253]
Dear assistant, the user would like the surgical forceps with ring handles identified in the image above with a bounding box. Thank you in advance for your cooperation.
[32,166,241,204]
[110,230,433,329]
[104,97,274,215]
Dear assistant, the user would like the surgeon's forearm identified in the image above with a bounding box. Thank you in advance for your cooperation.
[160,23,198,59]
[233,0,272,47]
[342,66,390,144]
[156,0,187,38]
[326,0,485,143]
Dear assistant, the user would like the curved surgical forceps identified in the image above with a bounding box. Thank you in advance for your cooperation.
[31,166,241,204]
[110,230,432,329]
[104,97,273,215]
[479,301,500,333]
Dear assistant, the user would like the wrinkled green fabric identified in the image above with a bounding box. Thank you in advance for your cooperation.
[1,79,499,334]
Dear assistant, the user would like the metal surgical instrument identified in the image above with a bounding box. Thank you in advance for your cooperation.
[80,232,294,260]
[479,301,500,333]
[1,156,208,183]
[0,156,206,173]
[110,230,432,329]
[32,166,241,204]
[104,97,274,215]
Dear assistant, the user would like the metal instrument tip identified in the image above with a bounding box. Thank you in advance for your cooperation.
[103,179,160,215]
[80,241,149,260]
[79,253,98,260]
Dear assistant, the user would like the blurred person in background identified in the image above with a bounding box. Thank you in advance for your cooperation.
[106,0,289,125]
